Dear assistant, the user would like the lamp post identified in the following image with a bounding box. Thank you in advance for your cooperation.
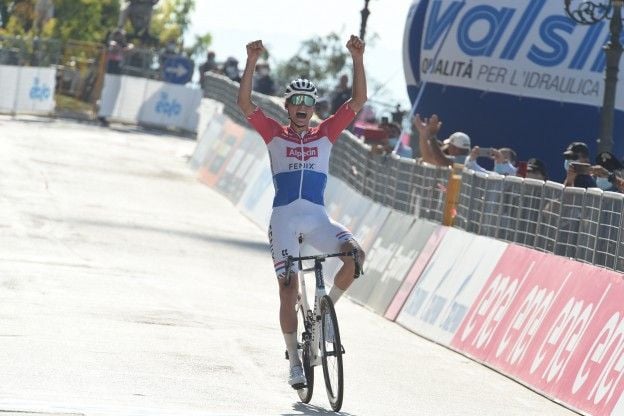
[564,0,623,153]
[360,0,371,40]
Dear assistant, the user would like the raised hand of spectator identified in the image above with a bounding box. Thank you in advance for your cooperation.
[413,114,441,139]
[491,148,505,163]
[469,146,480,161]
[564,164,577,187]
[591,165,610,178]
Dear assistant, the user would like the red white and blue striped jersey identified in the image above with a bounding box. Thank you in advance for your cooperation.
[247,103,356,207]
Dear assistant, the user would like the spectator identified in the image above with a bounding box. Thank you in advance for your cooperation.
[330,74,351,114]
[105,29,133,75]
[222,56,241,82]
[314,97,331,120]
[525,158,548,181]
[465,146,518,175]
[562,141,596,188]
[199,51,218,89]
[159,39,179,74]
[252,60,276,95]
[413,113,471,167]
[592,151,624,192]
[391,104,406,125]
[99,29,133,127]
[380,120,412,158]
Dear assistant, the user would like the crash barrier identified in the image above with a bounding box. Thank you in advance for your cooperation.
[0,65,56,114]
[98,74,201,132]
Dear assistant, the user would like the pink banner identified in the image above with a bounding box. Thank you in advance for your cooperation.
[451,244,624,416]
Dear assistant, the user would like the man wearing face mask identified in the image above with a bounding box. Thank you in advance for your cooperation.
[380,121,412,158]
[465,146,518,175]
[591,151,624,192]
[562,141,597,188]
[252,60,276,96]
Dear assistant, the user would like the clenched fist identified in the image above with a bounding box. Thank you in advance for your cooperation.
[246,40,265,61]
[346,35,365,57]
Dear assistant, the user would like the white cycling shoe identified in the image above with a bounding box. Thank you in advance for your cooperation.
[289,364,306,389]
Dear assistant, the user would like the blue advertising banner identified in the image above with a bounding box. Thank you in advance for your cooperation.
[404,0,624,180]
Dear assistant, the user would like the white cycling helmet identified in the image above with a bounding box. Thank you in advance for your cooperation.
[284,78,318,100]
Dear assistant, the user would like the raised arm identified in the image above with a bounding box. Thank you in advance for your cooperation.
[413,114,451,166]
[237,40,265,117]
[345,35,367,113]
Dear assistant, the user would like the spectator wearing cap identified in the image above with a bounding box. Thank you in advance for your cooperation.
[591,151,624,192]
[562,141,596,188]
[412,113,470,167]
[525,158,548,181]
[466,146,518,175]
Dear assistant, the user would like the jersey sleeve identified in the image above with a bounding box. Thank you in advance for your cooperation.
[318,102,357,143]
[247,107,281,144]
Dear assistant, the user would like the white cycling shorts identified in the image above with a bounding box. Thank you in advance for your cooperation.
[268,199,354,279]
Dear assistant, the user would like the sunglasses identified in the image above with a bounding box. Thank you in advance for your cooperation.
[288,94,316,107]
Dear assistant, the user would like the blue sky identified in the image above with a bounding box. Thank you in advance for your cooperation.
[187,0,414,114]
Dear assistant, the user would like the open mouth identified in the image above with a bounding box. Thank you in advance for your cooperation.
[295,111,307,120]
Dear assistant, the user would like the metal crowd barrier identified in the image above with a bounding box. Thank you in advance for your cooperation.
[202,73,624,273]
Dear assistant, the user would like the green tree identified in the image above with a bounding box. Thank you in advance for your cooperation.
[185,32,211,61]
[150,0,194,45]
[274,32,349,96]
[51,0,119,42]
[0,0,120,42]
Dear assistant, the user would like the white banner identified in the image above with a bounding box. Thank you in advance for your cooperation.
[99,74,201,132]
[0,65,55,114]
[415,0,621,109]
[396,228,508,345]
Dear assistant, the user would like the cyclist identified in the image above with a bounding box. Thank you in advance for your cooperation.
[237,35,367,389]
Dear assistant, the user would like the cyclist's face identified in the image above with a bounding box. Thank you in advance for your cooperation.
[286,101,314,127]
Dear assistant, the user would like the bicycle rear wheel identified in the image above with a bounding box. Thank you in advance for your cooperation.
[297,304,314,403]
[320,295,343,411]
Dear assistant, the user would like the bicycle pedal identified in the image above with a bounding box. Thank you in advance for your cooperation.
[341,345,346,354]
[284,350,289,360]
[291,382,306,390]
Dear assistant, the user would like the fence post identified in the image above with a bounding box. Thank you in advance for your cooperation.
[443,164,463,226]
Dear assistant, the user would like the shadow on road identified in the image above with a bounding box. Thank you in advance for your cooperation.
[281,402,358,416]
[48,216,270,253]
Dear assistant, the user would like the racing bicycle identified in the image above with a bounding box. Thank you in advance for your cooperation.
[283,242,362,412]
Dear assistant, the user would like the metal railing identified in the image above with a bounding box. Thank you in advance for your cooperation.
[202,73,624,273]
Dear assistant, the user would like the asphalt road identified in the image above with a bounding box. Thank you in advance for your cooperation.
[0,116,580,416]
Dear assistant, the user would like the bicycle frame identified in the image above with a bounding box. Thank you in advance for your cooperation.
[285,250,361,367]
[298,256,327,367]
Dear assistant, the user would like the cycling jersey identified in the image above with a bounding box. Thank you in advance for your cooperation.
[247,103,356,208]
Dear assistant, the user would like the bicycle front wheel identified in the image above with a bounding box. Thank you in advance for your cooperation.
[320,295,343,412]
[297,304,314,403]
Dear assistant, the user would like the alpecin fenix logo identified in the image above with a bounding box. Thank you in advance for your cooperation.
[29,77,51,101]
[286,146,318,161]
[155,92,182,117]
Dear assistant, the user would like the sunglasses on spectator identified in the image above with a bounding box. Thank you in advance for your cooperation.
[288,94,316,107]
